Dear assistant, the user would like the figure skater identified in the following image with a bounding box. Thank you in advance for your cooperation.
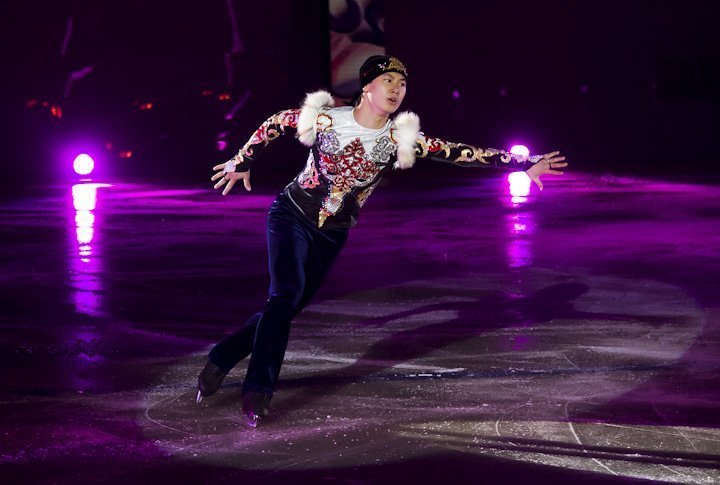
[199,55,567,427]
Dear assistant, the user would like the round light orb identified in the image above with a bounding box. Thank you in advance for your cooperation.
[73,153,95,175]
[509,144,530,158]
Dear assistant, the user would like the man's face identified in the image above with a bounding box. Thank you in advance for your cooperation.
[364,72,407,115]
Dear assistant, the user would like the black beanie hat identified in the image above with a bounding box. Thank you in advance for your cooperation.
[359,55,408,88]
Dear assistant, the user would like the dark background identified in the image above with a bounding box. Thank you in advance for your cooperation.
[2,0,718,192]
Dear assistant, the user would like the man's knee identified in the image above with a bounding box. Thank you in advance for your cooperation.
[265,289,303,316]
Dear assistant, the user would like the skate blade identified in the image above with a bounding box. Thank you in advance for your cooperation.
[243,413,259,428]
[196,390,203,403]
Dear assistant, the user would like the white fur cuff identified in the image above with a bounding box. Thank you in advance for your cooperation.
[297,90,335,146]
[393,111,420,169]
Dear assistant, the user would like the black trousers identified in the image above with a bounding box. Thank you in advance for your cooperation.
[208,193,348,396]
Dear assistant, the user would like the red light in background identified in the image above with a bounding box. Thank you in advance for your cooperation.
[218,93,230,101]
[105,142,113,150]
[201,89,213,96]
[119,151,133,159]
[27,99,63,119]
[139,102,153,111]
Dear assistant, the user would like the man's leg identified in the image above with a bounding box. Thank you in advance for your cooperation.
[198,311,263,401]
[240,217,347,426]
[199,196,308,400]
[207,312,261,372]
[242,197,314,397]
[294,226,349,314]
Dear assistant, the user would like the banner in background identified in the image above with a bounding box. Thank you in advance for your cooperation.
[329,0,386,100]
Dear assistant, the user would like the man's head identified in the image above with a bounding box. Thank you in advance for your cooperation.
[357,55,408,114]
[359,55,408,88]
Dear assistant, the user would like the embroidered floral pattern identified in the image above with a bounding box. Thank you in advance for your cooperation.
[239,109,300,159]
[416,133,524,166]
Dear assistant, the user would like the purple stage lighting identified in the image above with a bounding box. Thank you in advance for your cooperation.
[72,183,98,211]
[507,145,532,198]
[73,154,95,176]
[509,145,530,159]
[508,171,532,198]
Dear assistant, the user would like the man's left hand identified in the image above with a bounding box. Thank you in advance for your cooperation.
[526,151,567,191]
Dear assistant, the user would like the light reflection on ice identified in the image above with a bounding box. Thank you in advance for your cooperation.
[69,183,111,317]
[505,212,534,269]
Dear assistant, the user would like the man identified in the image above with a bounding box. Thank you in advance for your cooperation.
[200,55,567,427]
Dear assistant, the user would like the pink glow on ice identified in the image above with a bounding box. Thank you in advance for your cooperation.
[504,212,534,268]
[73,153,95,175]
[71,183,111,211]
[507,239,532,268]
[75,211,95,227]
[76,226,94,245]
[75,210,95,245]
[72,184,98,211]
[71,183,110,246]
[508,171,532,197]
[68,183,112,317]
[508,213,533,235]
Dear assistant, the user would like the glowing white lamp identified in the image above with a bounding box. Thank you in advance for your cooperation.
[73,153,95,176]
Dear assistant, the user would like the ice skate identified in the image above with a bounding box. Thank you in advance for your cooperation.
[241,390,271,428]
[196,360,228,403]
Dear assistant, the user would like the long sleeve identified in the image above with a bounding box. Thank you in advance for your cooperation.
[232,109,301,172]
[415,132,541,171]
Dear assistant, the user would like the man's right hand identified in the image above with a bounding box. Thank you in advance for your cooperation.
[211,163,252,195]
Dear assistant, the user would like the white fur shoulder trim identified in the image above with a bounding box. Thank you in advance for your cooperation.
[393,111,420,169]
[297,90,335,146]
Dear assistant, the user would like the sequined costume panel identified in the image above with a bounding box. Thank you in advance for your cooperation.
[286,107,394,229]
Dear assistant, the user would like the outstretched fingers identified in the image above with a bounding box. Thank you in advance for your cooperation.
[527,151,569,191]
[222,177,237,195]
[543,153,565,163]
[532,177,544,191]
[542,153,568,175]
[213,176,228,190]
